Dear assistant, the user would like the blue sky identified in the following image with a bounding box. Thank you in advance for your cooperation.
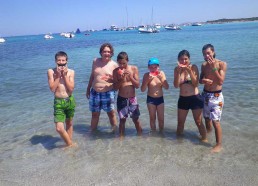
[1,0,258,36]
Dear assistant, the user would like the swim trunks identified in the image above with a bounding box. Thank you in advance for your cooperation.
[89,88,116,112]
[146,95,164,106]
[54,95,76,123]
[202,89,224,121]
[178,94,203,110]
[117,95,140,119]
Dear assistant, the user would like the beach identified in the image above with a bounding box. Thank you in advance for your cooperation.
[0,22,258,186]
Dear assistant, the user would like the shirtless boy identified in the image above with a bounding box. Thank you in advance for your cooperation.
[141,58,169,132]
[200,44,227,152]
[47,51,76,147]
[113,52,142,137]
[86,43,118,131]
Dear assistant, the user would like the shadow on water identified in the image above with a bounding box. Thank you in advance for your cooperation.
[30,135,61,150]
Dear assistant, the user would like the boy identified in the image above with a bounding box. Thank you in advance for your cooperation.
[199,44,227,152]
[141,58,169,132]
[113,52,142,137]
[47,51,76,147]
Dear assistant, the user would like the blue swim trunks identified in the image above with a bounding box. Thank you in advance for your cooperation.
[146,95,164,106]
[89,88,116,112]
[202,89,224,121]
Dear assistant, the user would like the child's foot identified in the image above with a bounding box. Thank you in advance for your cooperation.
[211,144,222,153]
[111,125,117,133]
[200,138,208,143]
[64,142,78,149]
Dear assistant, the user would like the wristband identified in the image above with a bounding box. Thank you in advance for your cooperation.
[212,68,218,72]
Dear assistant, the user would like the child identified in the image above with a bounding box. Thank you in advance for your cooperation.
[200,44,227,152]
[174,50,207,142]
[47,51,76,147]
[141,58,169,132]
[113,52,142,137]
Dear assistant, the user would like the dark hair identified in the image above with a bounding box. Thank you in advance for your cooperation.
[99,43,114,57]
[117,51,129,61]
[178,50,190,60]
[55,51,68,60]
[202,44,216,58]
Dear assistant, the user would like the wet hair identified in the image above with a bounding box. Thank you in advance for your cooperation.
[178,50,190,60]
[55,51,68,60]
[202,44,216,58]
[117,51,129,61]
[99,43,114,57]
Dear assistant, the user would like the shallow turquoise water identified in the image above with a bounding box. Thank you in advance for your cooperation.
[0,22,258,185]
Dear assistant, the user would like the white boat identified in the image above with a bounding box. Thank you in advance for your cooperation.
[44,34,54,39]
[138,26,159,33]
[0,37,5,43]
[165,25,181,30]
[154,23,161,29]
[63,33,75,38]
[110,25,119,31]
[192,22,202,26]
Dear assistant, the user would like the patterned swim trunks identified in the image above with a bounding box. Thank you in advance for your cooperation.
[117,95,140,119]
[202,89,224,121]
[89,88,116,112]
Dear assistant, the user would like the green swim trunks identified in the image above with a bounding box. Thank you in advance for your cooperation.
[53,95,76,123]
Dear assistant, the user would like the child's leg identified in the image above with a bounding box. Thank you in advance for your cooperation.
[119,118,126,136]
[147,103,157,131]
[132,117,142,135]
[55,122,72,146]
[156,103,164,132]
[65,119,73,140]
[177,109,189,135]
[205,118,213,133]
[192,109,207,141]
[211,120,222,152]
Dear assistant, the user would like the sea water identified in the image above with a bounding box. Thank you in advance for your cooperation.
[0,22,258,186]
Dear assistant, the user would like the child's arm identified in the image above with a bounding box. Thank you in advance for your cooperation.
[173,67,181,88]
[126,66,140,89]
[112,68,124,90]
[159,71,169,90]
[141,73,151,92]
[185,65,198,87]
[48,69,60,93]
[63,69,75,93]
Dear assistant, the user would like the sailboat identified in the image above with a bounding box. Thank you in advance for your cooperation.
[138,7,159,34]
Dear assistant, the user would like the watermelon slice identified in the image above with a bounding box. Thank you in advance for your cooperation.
[149,70,159,76]
[177,62,187,68]
[117,68,124,75]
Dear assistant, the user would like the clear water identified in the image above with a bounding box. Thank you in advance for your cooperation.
[0,22,258,185]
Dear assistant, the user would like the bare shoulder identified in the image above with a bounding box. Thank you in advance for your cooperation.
[130,65,138,71]
[47,68,55,75]
[191,64,199,71]
[68,68,75,74]
[218,59,227,70]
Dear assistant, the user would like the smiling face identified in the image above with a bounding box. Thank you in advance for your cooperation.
[178,54,190,66]
[56,56,67,70]
[101,46,112,61]
[203,48,215,61]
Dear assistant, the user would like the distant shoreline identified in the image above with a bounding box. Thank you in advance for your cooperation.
[206,17,258,24]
